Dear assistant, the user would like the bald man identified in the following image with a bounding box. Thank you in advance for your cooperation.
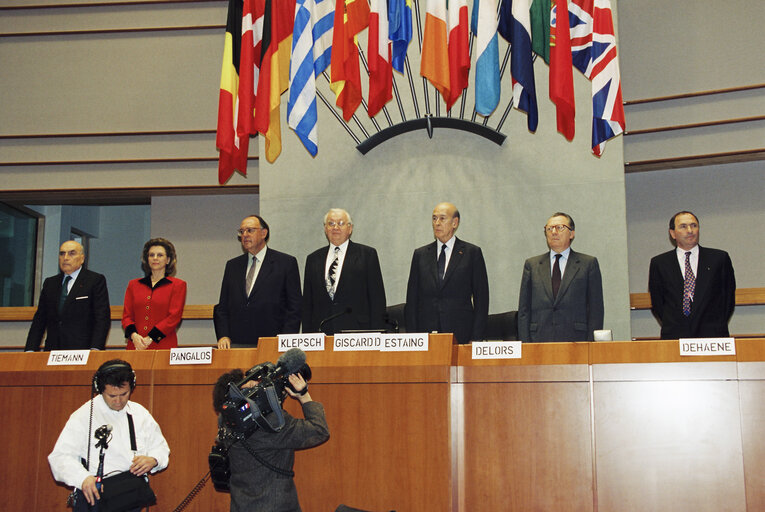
[25,241,111,351]
[405,202,489,344]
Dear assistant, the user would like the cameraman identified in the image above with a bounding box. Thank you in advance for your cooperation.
[213,369,329,512]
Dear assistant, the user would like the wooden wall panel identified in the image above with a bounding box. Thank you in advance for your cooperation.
[593,378,746,512]
[461,381,593,512]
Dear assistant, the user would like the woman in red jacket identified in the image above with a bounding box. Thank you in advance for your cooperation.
[123,238,187,350]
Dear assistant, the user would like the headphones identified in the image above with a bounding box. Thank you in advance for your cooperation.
[92,361,136,394]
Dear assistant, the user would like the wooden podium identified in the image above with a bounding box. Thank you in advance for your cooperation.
[1,337,763,511]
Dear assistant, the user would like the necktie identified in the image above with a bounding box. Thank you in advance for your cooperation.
[245,256,257,295]
[552,254,562,299]
[59,275,72,313]
[326,247,340,299]
[683,251,695,316]
[437,244,447,282]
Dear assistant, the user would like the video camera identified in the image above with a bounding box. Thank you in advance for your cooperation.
[220,348,311,436]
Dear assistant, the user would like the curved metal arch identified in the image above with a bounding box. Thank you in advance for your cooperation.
[356,116,506,155]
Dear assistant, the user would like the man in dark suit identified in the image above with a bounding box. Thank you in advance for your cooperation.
[302,208,386,334]
[648,211,736,339]
[215,215,302,348]
[25,240,110,351]
[405,202,489,344]
[518,212,604,343]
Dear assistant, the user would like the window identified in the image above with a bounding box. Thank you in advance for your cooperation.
[0,203,39,306]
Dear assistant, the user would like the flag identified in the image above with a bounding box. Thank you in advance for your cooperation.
[472,0,500,115]
[368,0,393,117]
[254,0,295,163]
[529,0,550,63]
[312,0,335,74]
[569,0,625,155]
[237,0,263,143]
[288,0,333,156]
[549,0,574,140]
[216,0,246,184]
[446,0,470,110]
[421,0,450,104]
[330,0,368,121]
[388,0,413,73]
[509,0,538,130]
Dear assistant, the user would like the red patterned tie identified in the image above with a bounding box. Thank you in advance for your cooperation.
[682,252,695,316]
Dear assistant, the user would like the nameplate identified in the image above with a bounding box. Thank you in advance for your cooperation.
[380,334,429,352]
[278,334,326,351]
[333,333,383,351]
[169,347,212,365]
[472,341,522,359]
[47,350,90,365]
[679,338,736,356]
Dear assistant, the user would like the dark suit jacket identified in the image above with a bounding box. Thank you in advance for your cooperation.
[648,246,735,339]
[214,248,302,347]
[25,269,111,351]
[517,250,604,342]
[302,240,386,334]
[405,238,489,344]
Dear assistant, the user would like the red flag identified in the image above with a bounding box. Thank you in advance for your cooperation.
[331,0,369,121]
[549,0,575,140]
[253,0,295,162]
[368,0,392,117]
[216,0,246,184]
[446,0,469,110]
[236,0,263,142]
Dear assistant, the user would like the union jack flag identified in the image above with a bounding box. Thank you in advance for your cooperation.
[569,0,625,156]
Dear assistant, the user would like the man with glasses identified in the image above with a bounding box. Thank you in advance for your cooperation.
[405,202,489,344]
[25,240,110,351]
[648,211,735,339]
[301,208,386,334]
[214,215,301,348]
[518,212,603,342]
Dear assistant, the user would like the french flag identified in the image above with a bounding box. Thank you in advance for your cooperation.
[368,0,393,117]
[508,0,538,131]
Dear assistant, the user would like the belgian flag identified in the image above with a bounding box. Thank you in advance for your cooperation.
[216,0,248,184]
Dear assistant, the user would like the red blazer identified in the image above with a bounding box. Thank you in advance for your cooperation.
[122,276,187,349]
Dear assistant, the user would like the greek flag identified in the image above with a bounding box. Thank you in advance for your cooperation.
[288,0,334,156]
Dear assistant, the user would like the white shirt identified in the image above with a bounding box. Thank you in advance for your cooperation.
[246,246,267,294]
[48,395,170,490]
[437,236,457,273]
[550,247,572,277]
[325,240,350,283]
[675,245,699,278]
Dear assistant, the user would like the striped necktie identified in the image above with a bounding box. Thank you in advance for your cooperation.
[682,251,695,316]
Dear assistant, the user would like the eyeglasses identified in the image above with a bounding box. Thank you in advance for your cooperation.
[545,225,571,233]
[325,221,349,228]
[237,227,261,236]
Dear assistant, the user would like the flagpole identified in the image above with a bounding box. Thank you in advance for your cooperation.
[357,47,393,128]
[391,72,407,122]
[413,0,432,118]
[316,82,362,145]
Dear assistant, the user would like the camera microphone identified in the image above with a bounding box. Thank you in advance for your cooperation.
[272,348,307,379]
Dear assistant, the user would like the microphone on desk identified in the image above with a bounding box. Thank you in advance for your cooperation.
[319,307,352,334]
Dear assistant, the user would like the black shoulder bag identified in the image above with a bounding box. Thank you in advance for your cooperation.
[98,414,157,512]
